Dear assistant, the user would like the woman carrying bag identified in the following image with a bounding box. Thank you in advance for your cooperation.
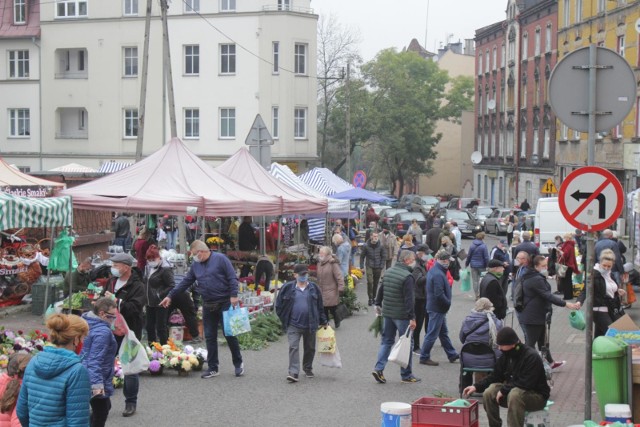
[316,246,345,328]
[557,233,579,301]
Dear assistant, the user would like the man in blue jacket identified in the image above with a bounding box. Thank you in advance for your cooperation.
[420,250,459,366]
[161,240,244,379]
[466,232,490,299]
[276,264,327,383]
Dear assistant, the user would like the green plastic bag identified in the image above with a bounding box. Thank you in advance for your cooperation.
[460,268,472,292]
[49,229,77,272]
[443,399,472,407]
[569,310,586,331]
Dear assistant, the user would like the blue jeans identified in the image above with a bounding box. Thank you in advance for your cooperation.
[123,374,138,404]
[113,237,127,251]
[419,311,458,361]
[166,230,178,250]
[374,317,414,380]
[202,301,243,372]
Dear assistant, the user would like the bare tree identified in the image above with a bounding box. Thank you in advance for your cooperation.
[317,14,361,167]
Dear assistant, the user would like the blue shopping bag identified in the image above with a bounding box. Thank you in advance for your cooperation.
[223,305,252,336]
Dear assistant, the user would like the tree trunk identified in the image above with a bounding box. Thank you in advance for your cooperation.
[320,96,330,167]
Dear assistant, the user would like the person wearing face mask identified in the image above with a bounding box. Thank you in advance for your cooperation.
[379,225,398,269]
[276,264,328,382]
[419,250,459,366]
[17,314,91,427]
[316,246,345,328]
[372,250,421,384]
[462,327,549,427]
[490,240,511,296]
[144,246,174,345]
[411,244,432,354]
[479,260,508,320]
[102,252,145,417]
[360,232,387,306]
[576,249,627,337]
[160,240,244,380]
[81,297,119,427]
[519,255,579,371]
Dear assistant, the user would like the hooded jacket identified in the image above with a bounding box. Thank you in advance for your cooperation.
[0,373,20,427]
[466,239,489,269]
[17,347,91,427]
[81,311,118,398]
[519,268,566,325]
[316,255,345,307]
[459,310,503,368]
[144,260,175,307]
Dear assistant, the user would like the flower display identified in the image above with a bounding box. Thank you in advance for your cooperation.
[206,236,224,246]
[112,360,124,388]
[148,360,162,373]
[1,327,49,357]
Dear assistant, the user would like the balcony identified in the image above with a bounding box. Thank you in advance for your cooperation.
[56,108,88,139]
[262,5,313,13]
[55,48,88,79]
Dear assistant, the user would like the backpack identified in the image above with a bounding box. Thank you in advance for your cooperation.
[513,273,525,312]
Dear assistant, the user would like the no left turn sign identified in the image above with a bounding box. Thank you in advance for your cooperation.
[558,166,624,232]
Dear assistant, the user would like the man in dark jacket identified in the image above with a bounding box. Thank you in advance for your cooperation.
[275,264,327,383]
[466,232,490,299]
[372,250,420,384]
[103,252,145,417]
[161,240,244,380]
[490,240,511,296]
[411,244,431,352]
[425,219,443,253]
[419,250,459,366]
[360,232,387,306]
[480,260,508,320]
[238,216,258,277]
[113,213,130,251]
[514,232,539,258]
[463,327,549,427]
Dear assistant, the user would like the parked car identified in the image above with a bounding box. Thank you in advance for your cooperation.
[410,195,440,216]
[470,205,497,231]
[439,209,482,238]
[484,208,522,235]
[379,208,409,226]
[438,200,449,210]
[390,212,426,237]
[446,197,481,210]
[398,194,419,210]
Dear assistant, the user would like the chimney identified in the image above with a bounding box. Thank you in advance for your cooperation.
[464,39,475,56]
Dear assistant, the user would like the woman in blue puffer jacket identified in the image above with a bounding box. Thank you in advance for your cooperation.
[17,313,91,427]
[81,297,119,427]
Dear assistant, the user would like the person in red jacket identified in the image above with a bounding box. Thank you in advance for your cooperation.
[557,232,579,300]
[0,353,31,427]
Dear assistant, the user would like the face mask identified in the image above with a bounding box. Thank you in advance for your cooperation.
[539,269,549,277]
[514,259,521,267]
[421,255,429,262]
[371,239,379,244]
[298,274,308,283]
[147,260,159,268]
[317,256,326,262]
[494,272,504,279]
[438,260,450,268]
[110,267,121,277]
[74,339,83,355]
[601,268,611,276]
[408,261,417,269]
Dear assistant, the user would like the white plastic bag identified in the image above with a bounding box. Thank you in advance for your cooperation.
[388,327,412,369]
[319,346,342,368]
[119,330,150,375]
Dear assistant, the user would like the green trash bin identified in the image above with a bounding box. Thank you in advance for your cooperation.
[592,336,629,416]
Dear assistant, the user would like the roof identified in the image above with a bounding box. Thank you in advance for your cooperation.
[405,38,436,59]
[0,157,64,188]
[0,0,40,38]
[298,168,353,196]
[49,163,97,173]
[0,192,72,229]
[98,161,133,174]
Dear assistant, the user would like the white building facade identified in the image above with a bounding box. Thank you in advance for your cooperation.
[2,0,318,171]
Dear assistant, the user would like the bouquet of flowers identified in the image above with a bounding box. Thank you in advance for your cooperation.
[112,359,124,388]
[1,328,49,361]
[206,236,224,246]
[146,342,172,375]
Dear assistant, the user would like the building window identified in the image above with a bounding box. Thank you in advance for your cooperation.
[508,40,515,62]
[124,0,138,16]
[545,24,552,52]
[57,108,88,138]
[56,0,87,18]
[534,28,541,56]
[490,131,495,157]
[277,0,290,10]
[526,180,533,203]
[184,108,199,139]
[483,130,489,156]
[563,0,570,27]
[477,133,482,152]
[533,129,539,156]
[123,47,138,77]
[576,0,583,23]
[501,43,506,67]
[485,50,490,73]
[543,128,550,158]
[478,54,482,75]
[492,47,497,71]
[477,175,481,198]
[483,176,488,202]
[124,109,138,138]
[8,109,29,137]
[8,50,29,79]
[220,108,236,138]
[220,0,235,11]
[522,33,528,60]
[294,43,307,75]
[522,81,527,106]
[184,0,199,13]
[272,106,279,139]
[561,123,568,140]
[614,124,622,139]
[184,45,199,75]
[617,36,625,58]
[272,42,279,74]
[294,107,307,139]
[55,48,88,78]
[597,0,605,13]
[520,128,526,158]
[499,131,505,157]
[637,97,640,137]
[478,92,482,116]
[220,44,236,74]
[573,129,580,140]
[499,177,504,204]
[14,0,26,24]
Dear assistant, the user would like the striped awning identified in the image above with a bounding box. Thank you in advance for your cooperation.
[0,192,73,229]
[50,163,97,173]
[98,161,132,174]
[298,167,353,196]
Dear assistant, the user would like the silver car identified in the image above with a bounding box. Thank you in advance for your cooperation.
[484,208,521,235]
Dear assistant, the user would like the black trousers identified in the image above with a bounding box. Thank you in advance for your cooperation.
[255,260,274,291]
[90,396,111,427]
[413,298,428,351]
[170,291,200,338]
[593,311,612,338]
[324,306,338,326]
[146,305,169,344]
[523,324,553,363]
[560,268,574,300]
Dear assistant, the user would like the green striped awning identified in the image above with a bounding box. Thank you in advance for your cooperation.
[0,192,73,229]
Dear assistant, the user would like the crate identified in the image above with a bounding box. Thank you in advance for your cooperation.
[31,282,59,315]
[412,397,479,427]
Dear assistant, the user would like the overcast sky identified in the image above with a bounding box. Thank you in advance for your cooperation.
[312,0,508,61]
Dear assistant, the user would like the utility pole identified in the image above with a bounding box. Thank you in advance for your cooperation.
[135,0,153,162]
[345,62,351,180]
[160,0,177,138]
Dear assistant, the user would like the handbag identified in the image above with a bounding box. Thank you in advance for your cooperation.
[556,263,568,278]
[457,249,467,261]
[388,327,412,369]
[605,295,625,321]
[335,303,351,323]
[222,304,252,336]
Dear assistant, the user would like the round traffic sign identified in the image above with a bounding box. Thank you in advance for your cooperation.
[558,166,623,232]
[353,170,367,188]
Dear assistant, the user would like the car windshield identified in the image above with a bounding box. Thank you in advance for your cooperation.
[398,213,425,221]
[476,208,494,216]
[448,210,470,220]
[420,197,439,205]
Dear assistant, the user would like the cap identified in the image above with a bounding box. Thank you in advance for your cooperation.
[415,244,432,254]
[474,297,494,312]
[294,264,309,274]
[496,327,520,345]
[110,252,135,266]
[575,228,583,236]
[435,250,450,261]
[488,259,504,268]
[624,262,634,273]
[433,219,442,228]
[499,239,507,245]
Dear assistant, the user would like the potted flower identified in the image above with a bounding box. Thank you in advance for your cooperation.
[206,236,224,251]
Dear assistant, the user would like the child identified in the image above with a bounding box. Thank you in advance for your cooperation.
[0,353,32,427]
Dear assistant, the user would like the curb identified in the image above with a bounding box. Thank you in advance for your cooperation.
[0,303,32,317]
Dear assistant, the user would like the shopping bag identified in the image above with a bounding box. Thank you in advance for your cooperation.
[113,309,129,337]
[569,310,586,331]
[460,268,472,292]
[388,327,411,369]
[319,345,342,368]
[457,249,467,261]
[48,230,78,272]
[556,263,568,278]
[119,330,150,375]
[222,305,252,336]
[626,282,637,305]
[316,326,336,354]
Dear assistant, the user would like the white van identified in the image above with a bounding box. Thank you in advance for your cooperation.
[534,197,576,254]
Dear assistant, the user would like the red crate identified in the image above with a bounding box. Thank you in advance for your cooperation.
[411,397,479,427]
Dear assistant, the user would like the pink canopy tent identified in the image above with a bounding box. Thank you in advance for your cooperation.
[216,147,327,215]
[59,138,284,216]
